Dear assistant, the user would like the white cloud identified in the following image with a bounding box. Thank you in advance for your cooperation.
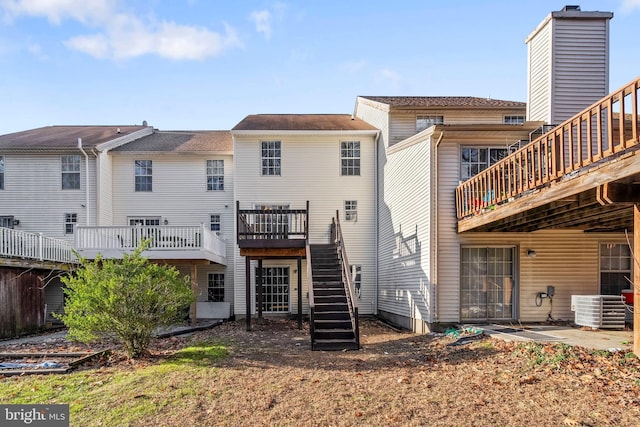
[1,0,243,61]
[341,60,368,74]
[250,10,272,39]
[377,68,402,88]
[621,0,640,11]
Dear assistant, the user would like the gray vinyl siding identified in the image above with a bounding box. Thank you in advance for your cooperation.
[97,152,113,225]
[377,134,433,324]
[233,133,377,316]
[111,153,235,310]
[552,19,609,123]
[0,153,96,241]
[527,19,552,123]
[527,15,610,125]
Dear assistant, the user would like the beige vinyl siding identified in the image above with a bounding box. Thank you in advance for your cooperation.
[111,153,235,310]
[0,153,96,241]
[527,18,552,123]
[377,134,433,324]
[233,133,377,315]
[97,152,113,225]
[552,19,609,123]
[436,134,622,323]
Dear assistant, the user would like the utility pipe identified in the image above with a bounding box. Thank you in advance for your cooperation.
[77,138,90,226]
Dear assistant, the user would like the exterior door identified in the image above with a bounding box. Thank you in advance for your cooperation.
[128,217,161,247]
[256,266,290,313]
[460,247,516,321]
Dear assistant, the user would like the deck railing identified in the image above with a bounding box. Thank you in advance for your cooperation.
[0,227,77,264]
[456,76,640,219]
[236,201,309,241]
[333,211,360,349]
[75,224,225,256]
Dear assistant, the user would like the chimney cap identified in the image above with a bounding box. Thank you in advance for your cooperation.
[562,5,581,11]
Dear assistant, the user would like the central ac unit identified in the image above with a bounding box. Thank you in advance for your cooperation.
[570,295,626,329]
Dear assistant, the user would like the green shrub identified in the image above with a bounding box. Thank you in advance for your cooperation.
[57,242,194,358]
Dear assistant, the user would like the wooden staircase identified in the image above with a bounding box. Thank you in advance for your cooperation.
[309,243,359,351]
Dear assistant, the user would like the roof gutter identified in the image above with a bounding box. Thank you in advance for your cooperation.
[77,138,91,226]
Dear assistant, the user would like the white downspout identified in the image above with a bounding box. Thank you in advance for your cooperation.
[77,138,90,226]
[432,131,444,324]
[374,130,381,315]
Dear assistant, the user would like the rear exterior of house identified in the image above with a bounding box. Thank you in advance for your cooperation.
[231,115,379,320]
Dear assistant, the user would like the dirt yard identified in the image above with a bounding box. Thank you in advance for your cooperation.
[2,318,640,426]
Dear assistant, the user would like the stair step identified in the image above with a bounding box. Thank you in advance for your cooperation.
[313,311,351,321]
[314,328,355,340]
[313,339,359,351]
[313,319,353,329]
[314,295,347,304]
[314,302,348,312]
[313,289,345,297]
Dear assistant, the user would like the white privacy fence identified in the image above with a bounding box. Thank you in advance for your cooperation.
[0,227,77,264]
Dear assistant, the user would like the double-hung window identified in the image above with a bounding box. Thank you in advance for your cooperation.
[135,160,152,192]
[345,200,358,222]
[600,243,632,295]
[64,213,77,234]
[416,115,443,133]
[206,160,224,191]
[341,141,360,176]
[460,147,510,181]
[61,155,81,190]
[261,141,281,176]
[208,273,225,302]
[210,214,221,233]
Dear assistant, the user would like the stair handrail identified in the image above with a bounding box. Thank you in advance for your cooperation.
[333,210,360,348]
[306,241,315,347]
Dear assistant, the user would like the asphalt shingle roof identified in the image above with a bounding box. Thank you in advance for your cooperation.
[359,96,526,109]
[232,114,378,131]
[0,126,148,150]
[111,130,232,153]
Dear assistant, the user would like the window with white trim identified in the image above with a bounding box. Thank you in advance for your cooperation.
[344,200,358,222]
[208,273,225,302]
[206,160,224,191]
[0,156,4,190]
[64,213,77,234]
[460,147,510,181]
[256,267,289,312]
[600,243,632,295]
[210,214,221,233]
[261,141,281,176]
[340,141,360,176]
[350,264,362,298]
[504,115,525,125]
[134,160,152,192]
[61,155,81,190]
[416,115,444,133]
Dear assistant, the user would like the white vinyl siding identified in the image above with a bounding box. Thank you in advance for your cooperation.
[527,19,552,122]
[0,155,4,190]
[233,132,377,315]
[377,133,433,326]
[416,115,443,133]
[0,153,96,240]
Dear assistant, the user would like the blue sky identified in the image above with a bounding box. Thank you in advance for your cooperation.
[0,0,638,134]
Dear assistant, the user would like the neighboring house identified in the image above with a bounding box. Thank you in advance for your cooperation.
[231,115,379,317]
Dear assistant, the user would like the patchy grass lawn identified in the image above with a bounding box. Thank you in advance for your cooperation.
[1,319,639,426]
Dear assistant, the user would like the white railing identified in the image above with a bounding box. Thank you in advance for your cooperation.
[75,224,225,257]
[0,227,77,264]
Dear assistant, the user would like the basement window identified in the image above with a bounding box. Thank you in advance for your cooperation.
[208,273,225,302]
[600,243,632,296]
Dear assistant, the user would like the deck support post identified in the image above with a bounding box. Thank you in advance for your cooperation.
[634,204,639,357]
[190,263,197,327]
[257,259,263,319]
[297,256,303,329]
[245,256,251,331]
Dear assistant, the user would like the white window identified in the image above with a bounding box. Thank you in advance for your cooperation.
[344,200,358,222]
[261,141,281,176]
[207,273,225,302]
[350,264,362,297]
[134,160,152,192]
[61,155,81,190]
[600,243,632,295]
[460,147,510,181]
[64,213,77,234]
[341,141,361,176]
[210,214,221,233]
[0,156,4,190]
[416,115,444,133]
[206,160,224,191]
[504,115,525,125]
